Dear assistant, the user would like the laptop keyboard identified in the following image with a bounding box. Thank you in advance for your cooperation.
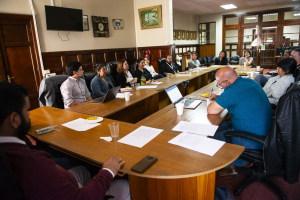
[183,99,194,107]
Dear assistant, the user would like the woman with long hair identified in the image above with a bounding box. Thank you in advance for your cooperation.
[239,50,253,67]
[116,60,137,88]
[215,50,229,65]
[134,57,153,84]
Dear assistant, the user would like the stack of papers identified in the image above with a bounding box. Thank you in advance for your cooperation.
[136,85,158,89]
[172,121,218,136]
[175,74,192,76]
[62,118,100,132]
[118,126,163,148]
[146,82,163,85]
[116,93,133,98]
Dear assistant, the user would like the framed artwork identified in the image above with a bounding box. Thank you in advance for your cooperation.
[138,5,162,30]
[112,19,124,30]
[193,31,197,40]
[182,30,186,40]
[186,31,190,40]
[189,31,193,40]
[83,15,89,31]
[92,16,109,37]
[177,30,181,40]
[173,30,177,40]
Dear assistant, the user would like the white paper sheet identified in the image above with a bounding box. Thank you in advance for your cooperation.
[172,121,218,136]
[175,74,192,76]
[146,82,163,85]
[116,93,133,98]
[118,126,163,148]
[120,88,132,92]
[168,132,225,156]
[62,118,100,132]
[136,85,158,89]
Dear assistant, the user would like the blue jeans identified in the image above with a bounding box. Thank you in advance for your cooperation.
[254,74,272,87]
[153,74,164,80]
[213,121,263,167]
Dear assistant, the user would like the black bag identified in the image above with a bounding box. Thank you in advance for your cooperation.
[215,186,234,200]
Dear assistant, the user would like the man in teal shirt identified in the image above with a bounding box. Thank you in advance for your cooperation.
[208,67,273,175]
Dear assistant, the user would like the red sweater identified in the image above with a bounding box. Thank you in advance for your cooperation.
[0,143,113,200]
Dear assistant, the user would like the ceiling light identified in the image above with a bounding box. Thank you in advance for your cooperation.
[220,4,237,9]
[246,17,257,19]
[294,13,300,16]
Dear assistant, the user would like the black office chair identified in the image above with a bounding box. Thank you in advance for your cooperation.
[39,75,68,109]
[223,84,300,200]
[83,72,96,92]
[0,147,24,200]
[158,58,166,74]
[229,55,240,65]
[106,61,118,85]
[208,56,216,65]
[129,62,137,75]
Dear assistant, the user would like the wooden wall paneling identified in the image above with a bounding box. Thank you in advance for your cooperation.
[199,45,215,57]
[107,51,116,62]
[126,50,136,64]
[77,54,82,63]
[81,53,93,71]
[66,55,78,64]
[95,52,106,64]
[91,53,96,63]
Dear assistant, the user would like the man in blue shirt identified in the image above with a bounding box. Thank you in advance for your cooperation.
[208,66,273,175]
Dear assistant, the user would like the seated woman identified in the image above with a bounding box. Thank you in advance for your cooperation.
[239,50,253,67]
[263,57,296,105]
[144,57,164,80]
[90,64,114,99]
[116,60,137,88]
[214,50,229,65]
[134,57,153,83]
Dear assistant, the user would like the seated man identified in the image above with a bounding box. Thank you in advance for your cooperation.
[0,82,130,200]
[61,62,92,108]
[188,52,201,69]
[160,55,179,76]
[208,67,273,176]
[291,48,300,81]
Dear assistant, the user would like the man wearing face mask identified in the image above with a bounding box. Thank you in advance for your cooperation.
[0,82,130,200]
[207,67,273,176]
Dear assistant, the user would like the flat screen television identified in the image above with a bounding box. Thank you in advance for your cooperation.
[45,5,83,31]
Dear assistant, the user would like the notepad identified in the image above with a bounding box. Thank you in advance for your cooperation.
[168,132,225,156]
[172,121,218,136]
[62,118,100,132]
[118,126,163,148]
[136,85,158,89]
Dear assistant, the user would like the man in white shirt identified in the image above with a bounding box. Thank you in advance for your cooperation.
[60,62,92,108]
[144,57,164,80]
[188,52,201,69]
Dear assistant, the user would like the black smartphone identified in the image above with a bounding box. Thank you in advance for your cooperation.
[131,155,158,174]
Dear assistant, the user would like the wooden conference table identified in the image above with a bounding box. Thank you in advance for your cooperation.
[28,106,244,200]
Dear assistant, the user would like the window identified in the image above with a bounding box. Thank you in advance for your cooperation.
[244,15,258,24]
[225,17,238,25]
[225,29,238,59]
[243,28,257,64]
[284,11,300,20]
[198,22,216,45]
[283,25,300,46]
[262,13,278,22]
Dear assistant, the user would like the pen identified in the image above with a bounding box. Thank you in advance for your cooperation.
[211,88,213,93]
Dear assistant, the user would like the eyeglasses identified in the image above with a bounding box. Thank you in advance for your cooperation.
[216,80,228,89]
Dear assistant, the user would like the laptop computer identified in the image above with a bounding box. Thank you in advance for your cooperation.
[91,86,121,103]
[165,85,202,109]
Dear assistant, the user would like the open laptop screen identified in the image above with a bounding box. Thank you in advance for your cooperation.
[166,85,183,104]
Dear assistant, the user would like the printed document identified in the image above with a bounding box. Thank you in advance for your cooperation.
[62,118,100,132]
[168,132,225,156]
[172,121,218,136]
[136,85,158,89]
[118,126,163,148]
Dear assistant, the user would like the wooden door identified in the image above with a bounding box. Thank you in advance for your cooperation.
[0,14,42,109]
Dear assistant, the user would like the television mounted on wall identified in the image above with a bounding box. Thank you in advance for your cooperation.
[45,5,83,31]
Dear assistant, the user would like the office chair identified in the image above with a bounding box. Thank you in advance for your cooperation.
[158,58,166,74]
[39,75,68,109]
[181,81,189,96]
[229,55,240,65]
[106,61,119,84]
[83,72,96,92]
[0,147,24,200]
[224,82,300,199]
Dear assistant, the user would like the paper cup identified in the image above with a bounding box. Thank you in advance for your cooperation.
[135,83,140,90]
[124,92,130,101]
[108,122,119,138]
[249,71,255,78]
[175,103,184,115]
[257,66,260,71]
[207,99,212,106]
[244,63,247,67]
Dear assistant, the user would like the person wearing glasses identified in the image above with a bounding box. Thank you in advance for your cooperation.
[90,64,115,99]
[262,58,296,105]
[207,66,273,176]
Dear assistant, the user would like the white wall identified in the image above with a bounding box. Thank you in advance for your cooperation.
[133,0,173,47]
[173,11,199,45]
[0,0,137,52]
[199,3,300,56]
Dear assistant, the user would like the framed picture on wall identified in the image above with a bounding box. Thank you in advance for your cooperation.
[83,15,89,31]
[112,19,124,30]
[92,16,109,37]
[189,31,193,40]
[186,31,190,40]
[193,31,197,40]
[182,30,186,40]
[138,5,163,30]
[173,30,177,40]
[177,30,181,40]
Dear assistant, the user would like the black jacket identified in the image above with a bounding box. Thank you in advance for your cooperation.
[214,57,229,65]
[295,64,300,82]
[160,62,178,75]
[264,81,300,184]
[116,72,131,88]
[134,68,152,84]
